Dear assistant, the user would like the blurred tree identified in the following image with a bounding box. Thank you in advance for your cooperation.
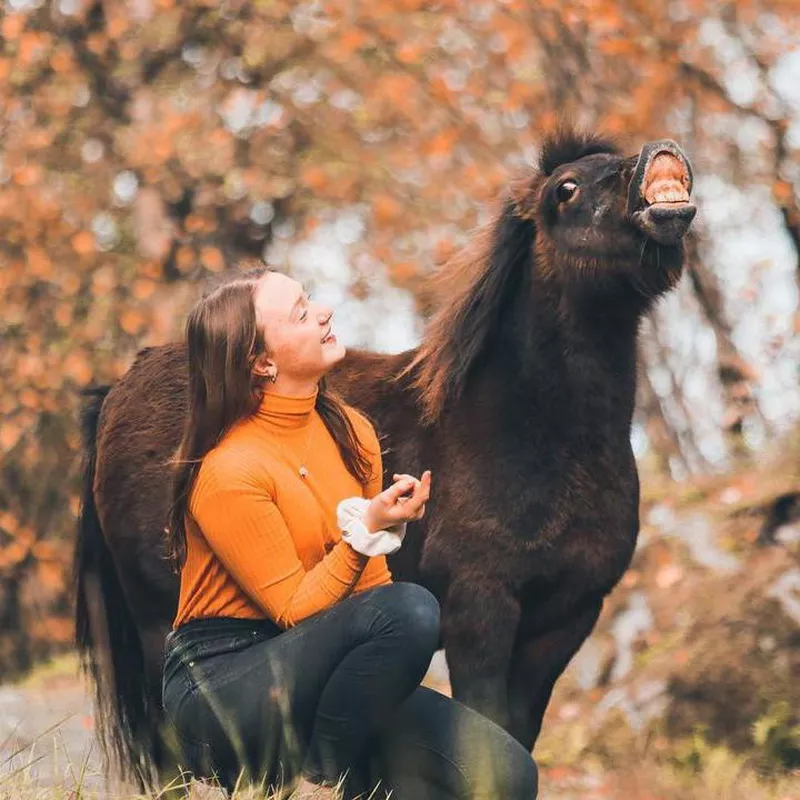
[0,0,797,670]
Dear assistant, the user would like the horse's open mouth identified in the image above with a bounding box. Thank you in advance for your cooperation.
[643,152,691,207]
[629,140,696,245]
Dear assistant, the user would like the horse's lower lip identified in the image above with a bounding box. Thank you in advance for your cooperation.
[632,201,697,245]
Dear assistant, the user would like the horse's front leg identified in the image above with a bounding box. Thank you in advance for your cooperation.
[507,596,604,751]
[440,578,521,732]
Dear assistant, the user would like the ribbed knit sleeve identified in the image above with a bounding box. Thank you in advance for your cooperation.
[189,459,368,628]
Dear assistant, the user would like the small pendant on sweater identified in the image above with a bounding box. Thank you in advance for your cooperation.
[299,465,309,479]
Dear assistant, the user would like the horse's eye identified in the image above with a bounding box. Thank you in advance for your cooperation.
[556,180,579,203]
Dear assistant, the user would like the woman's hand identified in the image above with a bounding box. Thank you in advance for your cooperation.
[364,470,431,533]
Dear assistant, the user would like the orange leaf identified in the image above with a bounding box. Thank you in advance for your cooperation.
[2,14,25,42]
[71,230,96,256]
[106,14,129,39]
[396,43,423,64]
[389,261,417,284]
[55,304,73,327]
[120,308,146,335]
[132,279,156,300]
[86,32,106,56]
[200,246,225,273]
[27,247,53,278]
[20,389,40,409]
[63,351,93,384]
[0,424,22,452]
[19,31,50,66]
[14,164,43,186]
[0,512,19,534]
[372,194,403,224]
[0,540,29,569]
[176,245,195,273]
[184,214,206,234]
[301,165,328,191]
[35,559,67,592]
[424,130,458,158]
[338,29,368,55]
[773,180,792,204]
[50,47,73,73]
[62,273,82,295]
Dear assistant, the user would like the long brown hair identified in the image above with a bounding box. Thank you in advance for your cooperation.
[167,265,372,568]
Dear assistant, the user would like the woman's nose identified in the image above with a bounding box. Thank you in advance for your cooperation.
[318,307,333,324]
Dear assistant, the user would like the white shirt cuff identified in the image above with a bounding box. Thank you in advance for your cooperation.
[336,496,406,557]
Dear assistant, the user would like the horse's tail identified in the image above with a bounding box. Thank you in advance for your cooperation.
[74,386,159,789]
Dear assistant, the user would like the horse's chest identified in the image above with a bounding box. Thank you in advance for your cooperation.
[533,461,640,581]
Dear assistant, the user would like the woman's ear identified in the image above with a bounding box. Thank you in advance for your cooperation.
[252,352,277,381]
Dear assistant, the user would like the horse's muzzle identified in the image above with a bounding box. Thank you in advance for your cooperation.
[628,139,697,245]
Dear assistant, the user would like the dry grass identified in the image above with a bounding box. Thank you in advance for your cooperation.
[0,763,354,800]
[611,759,800,800]
[3,739,799,800]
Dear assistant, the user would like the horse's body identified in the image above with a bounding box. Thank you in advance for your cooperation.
[75,130,696,786]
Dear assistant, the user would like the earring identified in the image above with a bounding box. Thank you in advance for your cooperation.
[269,371,278,383]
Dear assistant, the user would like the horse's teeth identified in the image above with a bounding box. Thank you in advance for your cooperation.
[648,182,690,204]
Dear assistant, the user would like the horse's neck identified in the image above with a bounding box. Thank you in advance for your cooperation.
[485,275,641,432]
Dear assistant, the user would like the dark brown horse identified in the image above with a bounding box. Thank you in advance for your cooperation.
[75,130,696,787]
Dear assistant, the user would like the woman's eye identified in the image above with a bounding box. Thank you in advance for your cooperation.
[556,180,579,203]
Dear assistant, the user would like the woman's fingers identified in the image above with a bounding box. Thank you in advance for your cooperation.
[392,470,431,498]
[416,470,431,501]
[383,478,416,505]
[373,470,432,526]
[388,471,431,519]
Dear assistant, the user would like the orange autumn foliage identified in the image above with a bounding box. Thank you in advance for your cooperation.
[0,0,797,675]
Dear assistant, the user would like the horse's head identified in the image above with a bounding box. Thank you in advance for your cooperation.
[513,131,696,301]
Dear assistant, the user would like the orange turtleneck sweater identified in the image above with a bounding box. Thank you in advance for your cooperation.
[173,389,393,630]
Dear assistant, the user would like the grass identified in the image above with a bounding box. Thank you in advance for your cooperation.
[2,657,798,799]
[2,728,799,800]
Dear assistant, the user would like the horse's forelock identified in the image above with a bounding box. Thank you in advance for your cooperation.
[538,129,620,177]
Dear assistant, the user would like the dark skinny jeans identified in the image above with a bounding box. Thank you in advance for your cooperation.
[162,582,537,799]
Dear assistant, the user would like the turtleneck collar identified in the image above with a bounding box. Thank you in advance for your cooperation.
[255,387,318,431]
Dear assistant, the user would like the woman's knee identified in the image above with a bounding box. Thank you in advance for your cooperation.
[374,582,441,649]
[499,743,538,799]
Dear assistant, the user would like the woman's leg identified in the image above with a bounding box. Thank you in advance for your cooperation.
[300,584,439,787]
[165,583,440,793]
[369,687,538,800]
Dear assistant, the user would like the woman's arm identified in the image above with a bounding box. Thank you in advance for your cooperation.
[190,464,368,628]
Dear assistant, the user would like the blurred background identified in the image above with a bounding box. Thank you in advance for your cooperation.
[0,0,799,797]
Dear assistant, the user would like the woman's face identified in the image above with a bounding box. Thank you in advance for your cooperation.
[253,272,346,385]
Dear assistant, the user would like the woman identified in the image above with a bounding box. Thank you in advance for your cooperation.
[162,264,537,799]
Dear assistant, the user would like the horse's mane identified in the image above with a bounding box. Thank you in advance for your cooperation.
[401,129,619,425]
